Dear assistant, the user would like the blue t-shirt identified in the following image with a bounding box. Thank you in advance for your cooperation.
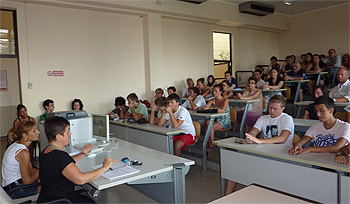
[287,69,307,79]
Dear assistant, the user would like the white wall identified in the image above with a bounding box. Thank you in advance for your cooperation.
[279,3,350,60]
[19,3,145,119]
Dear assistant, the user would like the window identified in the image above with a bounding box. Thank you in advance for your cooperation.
[0,9,17,57]
[213,32,232,82]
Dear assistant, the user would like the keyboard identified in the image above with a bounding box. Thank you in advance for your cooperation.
[74,143,104,154]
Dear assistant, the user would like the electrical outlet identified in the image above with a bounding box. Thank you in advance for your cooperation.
[27,82,33,89]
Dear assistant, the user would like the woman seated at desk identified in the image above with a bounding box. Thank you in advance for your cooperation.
[2,121,40,199]
[202,84,231,152]
[303,85,329,120]
[37,116,116,203]
[262,67,284,114]
[235,77,263,132]
[71,98,88,116]
[221,81,233,99]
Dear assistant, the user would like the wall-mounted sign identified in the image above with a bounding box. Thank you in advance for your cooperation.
[0,70,8,91]
[47,70,64,77]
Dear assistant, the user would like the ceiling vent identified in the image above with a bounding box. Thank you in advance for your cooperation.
[239,1,274,16]
[178,0,208,4]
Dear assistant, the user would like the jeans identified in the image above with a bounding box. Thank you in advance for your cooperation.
[7,180,39,199]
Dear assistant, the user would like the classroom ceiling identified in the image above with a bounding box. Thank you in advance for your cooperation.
[218,0,349,16]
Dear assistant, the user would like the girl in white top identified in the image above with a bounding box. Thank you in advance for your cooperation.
[2,121,40,199]
[181,87,206,110]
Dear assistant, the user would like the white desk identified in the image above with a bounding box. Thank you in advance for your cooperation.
[189,111,228,172]
[71,139,194,203]
[109,121,186,154]
[306,71,327,86]
[227,99,261,138]
[293,118,318,132]
[209,185,312,203]
[214,137,350,204]
[232,88,286,95]
[295,101,350,118]
[284,80,309,103]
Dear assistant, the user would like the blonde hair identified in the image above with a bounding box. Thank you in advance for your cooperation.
[269,95,286,107]
[15,121,35,141]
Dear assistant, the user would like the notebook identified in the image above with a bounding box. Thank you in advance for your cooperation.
[92,162,140,180]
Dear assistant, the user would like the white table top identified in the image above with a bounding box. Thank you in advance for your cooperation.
[306,72,328,75]
[214,137,350,172]
[284,80,309,83]
[293,118,318,127]
[209,185,311,203]
[74,139,195,190]
[189,110,228,117]
[295,101,350,107]
[227,99,261,103]
[109,120,186,135]
[232,88,286,92]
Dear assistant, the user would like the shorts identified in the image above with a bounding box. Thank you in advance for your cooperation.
[173,134,196,150]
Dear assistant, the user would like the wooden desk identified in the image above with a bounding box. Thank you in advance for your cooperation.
[189,111,228,172]
[284,80,309,103]
[72,139,194,203]
[214,137,350,204]
[306,72,327,86]
[295,101,350,118]
[232,88,286,95]
[209,185,312,203]
[109,120,186,154]
[293,118,318,132]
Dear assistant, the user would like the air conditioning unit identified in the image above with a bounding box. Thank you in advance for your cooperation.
[178,0,208,4]
[239,1,274,16]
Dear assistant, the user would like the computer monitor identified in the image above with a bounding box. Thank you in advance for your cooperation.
[92,114,110,142]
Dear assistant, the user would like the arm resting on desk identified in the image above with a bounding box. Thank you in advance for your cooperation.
[334,97,349,102]
[265,81,284,90]
[239,90,262,100]
[62,157,116,186]
[335,145,350,165]
[247,130,291,144]
[302,138,348,154]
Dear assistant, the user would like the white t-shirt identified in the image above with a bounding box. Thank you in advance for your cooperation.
[181,95,206,110]
[329,80,350,102]
[2,143,27,187]
[164,106,196,138]
[253,113,294,146]
[305,119,350,147]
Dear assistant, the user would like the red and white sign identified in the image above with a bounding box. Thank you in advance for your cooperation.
[47,70,64,77]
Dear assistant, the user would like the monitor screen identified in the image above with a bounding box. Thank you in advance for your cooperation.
[92,114,109,141]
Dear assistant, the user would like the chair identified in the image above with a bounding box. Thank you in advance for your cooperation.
[285,87,291,99]
[263,97,266,110]
[192,121,201,142]
[7,128,16,148]
[1,183,40,204]
[293,134,300,145]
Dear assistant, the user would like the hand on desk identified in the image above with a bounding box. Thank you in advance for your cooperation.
[334,155,349,165]
[102,157,117,170]
[83,144,94,155]
[245,133,262,144]
[288,144,311,155]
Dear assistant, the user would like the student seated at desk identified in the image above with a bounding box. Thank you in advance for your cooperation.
[108,96,129,119]
[283,62,307,102]
[226,95,294,195]
[124,93,149,120]
[181,87,206,110]
[149,97,167,125]
[335,144,350,165]
[71,98,88,117]
[183,78,194,98]
[202,84,231,152]
[167,86,182,104]
[40,99,55,121]
[197,78,211,98]
[158,94,196,156]
[262,67,284,113]
[289,96,350,155]
[221,81,233,99]
[303,85,329,120]
[329,67,350,103]
[2,121,40,199]
[236,77,263,132]
[154,88,164,99]
[38,116,116,203]
[253,69,265,89]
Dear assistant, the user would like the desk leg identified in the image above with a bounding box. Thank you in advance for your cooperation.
[296,105,302,118]
[316,74,321,86]
[239,104,249,138]
[337,172,341,204]
[173,163,186,204]
[168,135,174,155]
[294,82,301,103]
[202,118,215,172]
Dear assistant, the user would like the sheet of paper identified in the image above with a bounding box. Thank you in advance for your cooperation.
[101,166,140,180]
